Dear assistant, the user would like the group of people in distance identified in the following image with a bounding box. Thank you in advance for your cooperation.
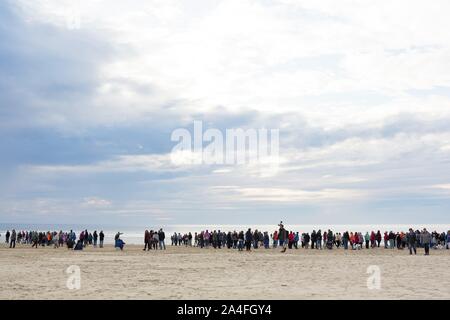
[143,229,166,250]
[1,229,127,250]
[3,224,449,256]
[170,223,450,256]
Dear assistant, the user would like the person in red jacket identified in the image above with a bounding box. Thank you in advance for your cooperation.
[272,231,278,248]
[370,231,376,248]
[288,231,295,249]
[383,232,389,248]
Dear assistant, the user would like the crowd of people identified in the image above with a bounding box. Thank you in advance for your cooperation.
[143,229,166,250]
[2,224,449,256]
[169,223,450,256]
[0,229,121,250]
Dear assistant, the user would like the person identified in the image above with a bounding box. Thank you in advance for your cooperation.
[114,232,125,250]
[93,231,98,247]
[420,228,431,256]
[99,230,104,248]
[396,232,402,249]
[143,230,150,251]
[335,232,341,248]
[407,228,417,255]
[364,232,370,249]
[151,231,158,250]
[294,232,299,249]
[316,229,322,250]
[279,224,288,253]
[245,228,252,251]
[67,237,75,249]
[446,230,450,250]
[326,230,333,249]
[272,231,278,248]
[383,232,388,248]
[32,232,39,248]
[342,231,349,250]
[5,230,10,244]
[53,232,59,248]
[288,231,294,249]
[389,231,395,249]
[238,230,244,251]
[278,223,286,249]
[376,231,382,247]
[10,229,16,248]
[74,240,83,250]
[304,233,310,249]
[263,232,270,249]
[158,228,166,250]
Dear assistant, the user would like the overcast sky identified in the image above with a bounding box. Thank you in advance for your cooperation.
[1,0,450,226]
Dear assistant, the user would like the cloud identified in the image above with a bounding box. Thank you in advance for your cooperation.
[1,0,450,224]
[213,186,368,203]
[82,197,111,208]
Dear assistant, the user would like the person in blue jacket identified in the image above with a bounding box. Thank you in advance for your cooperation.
[115,232,125,250]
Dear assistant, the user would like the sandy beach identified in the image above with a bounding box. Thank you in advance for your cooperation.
[0,244,449,300]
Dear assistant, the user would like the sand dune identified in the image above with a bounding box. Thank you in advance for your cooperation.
[0,244,449,300]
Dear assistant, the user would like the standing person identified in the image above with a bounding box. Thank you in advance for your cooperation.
[263,232,270,249]
[53,232,59,248]
[158,228,166,250]
[278,224,286,248]
[99,230,105,248]
[278,222,288,253]
[294,232,299,249]
[188,232,193,246]
[245,228,252,251]
[311,230,317,249]
[84,229,89,247]
[407,228,417,255]
[326,230,333,249]
[217,230,223,249]
[376,231,382,247]
[342,231,349,250]
[238,231,244,251]
[389,231,395,249]
[152,231,159,250]
[316,229,322,250]
[79,231,85,247]
[370,231,376,248]
[304,233,310,249]
[421,228,431,256]
[396,233,402,249]
[32,231,39,248]
[364,232,370,249]
[335,233,341,248]
[143,230,150,251]
[5,230,10,244]
[272,231,278,248]
[288,231,294,249]
[172,232,177,246]
[9,229,16,248]
[93,231,98,247]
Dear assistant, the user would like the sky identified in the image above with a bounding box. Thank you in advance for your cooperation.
[1,0,450,226]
